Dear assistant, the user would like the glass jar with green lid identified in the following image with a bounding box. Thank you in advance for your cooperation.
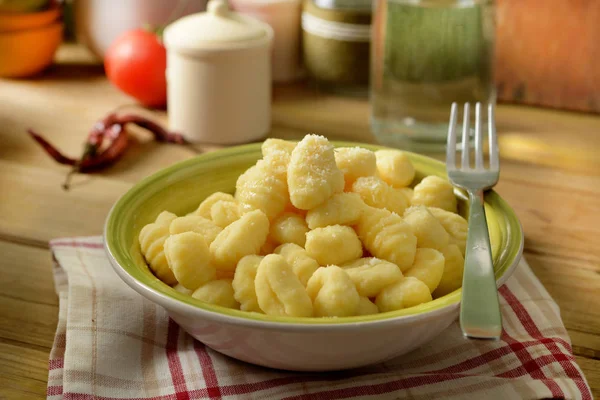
[301,0,372,95]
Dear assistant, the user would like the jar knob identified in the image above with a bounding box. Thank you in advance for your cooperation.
[207,0,230,17]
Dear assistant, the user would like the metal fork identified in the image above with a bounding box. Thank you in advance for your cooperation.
[446,102,502,340]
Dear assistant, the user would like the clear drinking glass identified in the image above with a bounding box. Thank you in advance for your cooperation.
[370,0,496,152]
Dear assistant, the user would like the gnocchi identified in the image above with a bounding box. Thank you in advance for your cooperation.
[270,212,309,247]
[341,258,403,297]
[403,205,450,251]
[274,243,320,286]
[334,147,377,188]
[376,277,432,312]
[210,200,241,228]
[287,134,344,210]
[305,192,364,230]
[139,221,177,285]
[192,279,239,309]
[169,215,222,245]
[412,176,457,213]
[404,248,445,293]
[232,255,263,312]
[355,206,417,271]
[428,207,468,255]
[432,244,465,298]
[210,209,269,272]
[141,134,470,319]
[305,225,363,266]
[164,232,215,290]
[193,192,236,220]
[351,176,409,216]
[375,149,415,188]
[235,160,289,219]
[306,266,360,317]
[255,254,313,317]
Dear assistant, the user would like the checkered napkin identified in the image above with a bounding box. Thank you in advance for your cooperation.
[47,236,592,400]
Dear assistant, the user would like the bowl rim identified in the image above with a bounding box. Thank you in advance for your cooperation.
[104,141,524,331]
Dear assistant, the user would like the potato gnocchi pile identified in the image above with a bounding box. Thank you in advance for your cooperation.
[139,135,468,318]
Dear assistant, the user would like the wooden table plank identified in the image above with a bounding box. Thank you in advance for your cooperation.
[575,357,600,399]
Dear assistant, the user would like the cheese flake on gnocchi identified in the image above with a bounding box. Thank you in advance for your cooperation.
[351,176,409,216]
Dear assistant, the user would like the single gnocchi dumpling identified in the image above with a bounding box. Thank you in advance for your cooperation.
[375,149,415,188]
[192,279,239,309]
[209,209,269,272]
[155,211,177,226]
[139,222,177,285]
[255,254,313,317]
[306,266,360,317]
[428,207,468,256]
[210,200,241,228]
[412,176,457,213]
[351,176,409,216]
[403,205,450,251]
[341,257,403,297]
[261,138,296,180]
[355,207,417,271]
[270,212,309,247]
[404,248,445,293]
[305,192,365,230]
[305,225,363,266]
[164,232,215,290]
[169,215,222,245]
[235,160,289,219]
[334,147,377,188]
[376,277,432,312]
[232,255,263,312]
[432,244,465,298]
[356,296,379,316]
[287,134,344,210]
[274,243,320,286]
[192,192,236,220]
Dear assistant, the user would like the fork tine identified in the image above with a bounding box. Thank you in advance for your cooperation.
[474,103,484,169]
[446,102,458,170]
[461,103,470,169]
[488,103,499,169]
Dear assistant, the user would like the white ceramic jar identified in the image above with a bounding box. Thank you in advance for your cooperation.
[163,0,274,144]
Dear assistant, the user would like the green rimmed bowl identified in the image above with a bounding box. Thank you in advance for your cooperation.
[104,141,523,371]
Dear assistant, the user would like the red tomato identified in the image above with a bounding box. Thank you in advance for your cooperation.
[104,29,167,108]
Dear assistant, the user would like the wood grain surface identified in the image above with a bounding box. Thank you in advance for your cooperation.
[0,44,598,399]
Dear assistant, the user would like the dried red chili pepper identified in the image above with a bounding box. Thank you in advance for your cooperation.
[28,112,192,190]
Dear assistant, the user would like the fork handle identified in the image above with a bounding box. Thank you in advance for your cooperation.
[459,190,503,340]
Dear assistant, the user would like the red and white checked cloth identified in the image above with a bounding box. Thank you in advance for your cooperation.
[47,236,592,400]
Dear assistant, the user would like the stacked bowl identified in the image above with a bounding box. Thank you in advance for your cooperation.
[0,0,63,78]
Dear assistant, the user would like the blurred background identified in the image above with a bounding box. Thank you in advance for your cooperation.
[0,0,598,152]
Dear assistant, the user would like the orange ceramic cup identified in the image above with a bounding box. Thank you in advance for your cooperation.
[0,21,63,77]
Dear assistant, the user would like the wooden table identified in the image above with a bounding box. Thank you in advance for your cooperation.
[1,44,599,399]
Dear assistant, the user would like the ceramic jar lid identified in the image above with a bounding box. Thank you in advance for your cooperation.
[163,0,272,53]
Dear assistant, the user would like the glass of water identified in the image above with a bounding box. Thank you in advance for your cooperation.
[370,0,496,152]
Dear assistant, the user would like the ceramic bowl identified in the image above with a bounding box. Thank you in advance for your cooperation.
[0,21,62,77]
[0,2,60,32]
[104,141,524,371]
